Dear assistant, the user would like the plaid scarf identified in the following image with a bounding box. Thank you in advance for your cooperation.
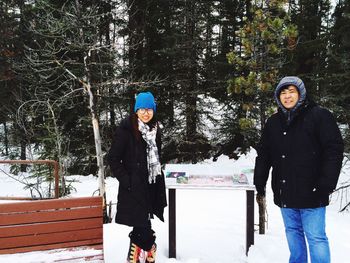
[138,119,161,184]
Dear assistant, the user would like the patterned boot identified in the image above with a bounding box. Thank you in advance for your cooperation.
[145,243,157,263]
[127,242,144,263]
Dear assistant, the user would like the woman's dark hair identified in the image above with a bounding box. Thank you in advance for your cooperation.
[130,113,141,140]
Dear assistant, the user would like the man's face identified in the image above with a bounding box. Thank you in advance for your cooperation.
[279,85,300,110]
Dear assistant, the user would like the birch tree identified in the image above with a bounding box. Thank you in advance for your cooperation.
[11,0,121,200]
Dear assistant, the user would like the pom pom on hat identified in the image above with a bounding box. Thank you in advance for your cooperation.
[134,92,156,113]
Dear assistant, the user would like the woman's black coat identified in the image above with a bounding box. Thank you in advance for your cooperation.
[254,102,344,208]
[107,116,167,227]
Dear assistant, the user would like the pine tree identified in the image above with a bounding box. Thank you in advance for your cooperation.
[125,0,216,163]
[327,0,350,154]
[0,0,19,155]
[226,0,298,149]
[328,1,350,212]
[287,0,332,97]
[0,0,32,166]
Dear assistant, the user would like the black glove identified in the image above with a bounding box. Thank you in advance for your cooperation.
[256,193,266,204]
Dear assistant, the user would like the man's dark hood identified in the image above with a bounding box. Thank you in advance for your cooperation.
[274,76,306,113]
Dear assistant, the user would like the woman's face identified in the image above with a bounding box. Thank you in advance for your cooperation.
[136,108,154,123]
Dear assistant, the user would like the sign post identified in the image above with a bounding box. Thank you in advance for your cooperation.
[168,188,176,258]
[165,165,255,258]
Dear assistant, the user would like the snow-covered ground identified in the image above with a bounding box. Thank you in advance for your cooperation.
[0,150,349,263]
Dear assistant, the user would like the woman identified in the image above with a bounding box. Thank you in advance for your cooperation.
[107,91,167,263]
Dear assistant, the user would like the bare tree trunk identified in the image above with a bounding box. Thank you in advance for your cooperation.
[185,0,198,141]
[72,0,105,198]
[55,60,106,199]
[20,139,26,172]
[83,51,106,200]
[109,87,116,127]
[86,85,106,198]
[47,102,64,196]
[3,122,9,155]
[19,120,27,172]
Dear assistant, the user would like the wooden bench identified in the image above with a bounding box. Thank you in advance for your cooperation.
[0,196,104,262]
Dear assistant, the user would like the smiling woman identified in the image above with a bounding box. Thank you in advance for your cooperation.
[107,91,167,263]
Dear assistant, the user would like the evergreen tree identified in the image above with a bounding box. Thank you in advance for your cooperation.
[287,0,332,97]
[209,0,251,159]
[0,0,31,165]
[1,0,347,172]
[125,0,215,163]
[328,0,350,212]
[226,0,298,150]
[327,0,350,154]
[0,0,18,155]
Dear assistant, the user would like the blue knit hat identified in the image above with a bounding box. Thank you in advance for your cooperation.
[134,92,156,113]
[274,76,306,111]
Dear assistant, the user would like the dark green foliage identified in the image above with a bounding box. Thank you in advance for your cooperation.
[0,0,348,179]
[286,0,332,96]
[12,0,118,176]
[226,0,298,151]
[125,0,218,163]
[327,0,350,155]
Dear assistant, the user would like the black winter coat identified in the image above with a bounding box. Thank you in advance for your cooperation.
[254,102,344,208]
[107,116,167,227]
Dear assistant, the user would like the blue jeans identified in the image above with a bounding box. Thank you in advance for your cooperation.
[280,207,330,263]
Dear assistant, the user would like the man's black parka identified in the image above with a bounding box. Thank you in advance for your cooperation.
[107,116,167,227]
[254,101,344,208]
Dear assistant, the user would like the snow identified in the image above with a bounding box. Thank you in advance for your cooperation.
[0,150,349,263]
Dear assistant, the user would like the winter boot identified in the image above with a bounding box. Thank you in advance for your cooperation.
[127,242,145,263]
[145,243,157,263]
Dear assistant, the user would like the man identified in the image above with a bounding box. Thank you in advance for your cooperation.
[254,76,344,263]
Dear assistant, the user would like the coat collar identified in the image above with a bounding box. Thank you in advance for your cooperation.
[278,99,316,126]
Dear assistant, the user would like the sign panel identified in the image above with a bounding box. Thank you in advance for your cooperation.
[164,164,254,189]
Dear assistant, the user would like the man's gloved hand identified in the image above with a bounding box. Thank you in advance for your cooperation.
[256,193,266,204]
[255,185,266,203]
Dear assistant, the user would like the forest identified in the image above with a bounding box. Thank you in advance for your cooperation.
[0,0,349,195]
